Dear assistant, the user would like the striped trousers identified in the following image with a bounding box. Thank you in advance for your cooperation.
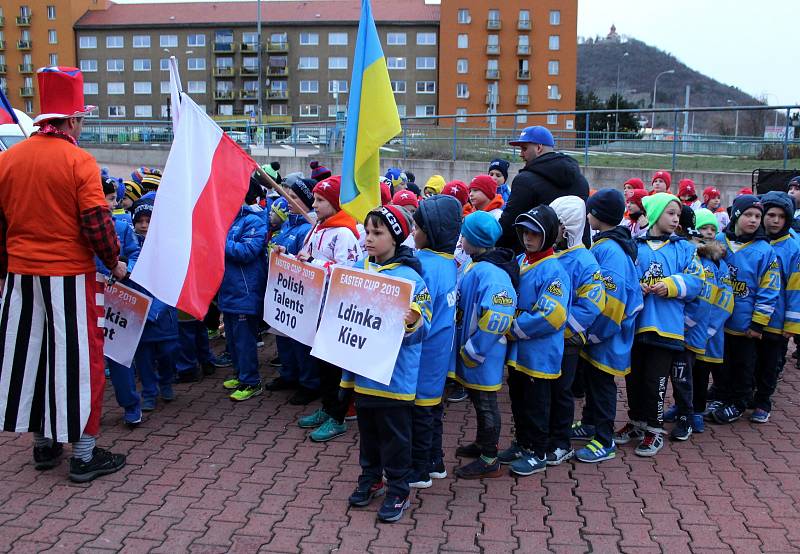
[0,273,106,443]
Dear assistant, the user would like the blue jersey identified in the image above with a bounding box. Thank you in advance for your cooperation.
[765,234,800,335]
[415,249,458,406]
[695,252,734,364]
[555,244,605,343]
[271,214,312,256]
[507,254,570,379]
[455,259,517,390]
[341,260,431,401]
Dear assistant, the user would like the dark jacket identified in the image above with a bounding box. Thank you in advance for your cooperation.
[498,152,590,252]
[414,194,463,254]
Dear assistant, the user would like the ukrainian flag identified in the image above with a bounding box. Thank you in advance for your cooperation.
[340,0,402,223]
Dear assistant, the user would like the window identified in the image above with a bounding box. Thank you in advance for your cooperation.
[242,57,258,70]
[133,59,151,71]
[457,8,470,24]
[547,84,560,100]
[387,33,406,45]
[48,30,57,44]
[108,106,126,118]
[548,60,559,75]
[218,105,233,116]
[242,32,258,45]
[547,112,558,125]
[328,57,347,70]
[457,34,468,49]
[299,32,318,46]
[487,59,499,71]
[134,82,152,94]
[160,105,169,118]
[160,81,170,94]
[187,34,205,47]
[107,82,125,95]
[135,105,153,118]
[160,59,170,71]
[300,104,320,117]
[517,84,529,96]
[396,104,406,118]
[271,104,288,116]
[270,32,287,45]
[550,10,561,25]
[416,57,436,70]
[456,107,467,123]
[215,30,233,44]
[300,80,319,93]
[79,36,96,49]
[391,80,406,94]
[243,80,258,92]
[188,81,206,93]
[79,59,97,72]
[549,35,560,50]
[298,56,318,69]
[457,59,468,74]
[415,105,435,117]
[328,105,347,118]
[328,32,348,45]
[456,83,469,98]
[387,57,406,70]
[25,100,34,114]
[329,80,347,93]
[83,82,98,95]
[188,58,205,71]
[270,80,287,92]
[416,32,436,45]
[416,81,435,94]
[216,57,233,68]
[487,34,499,53]
[49,53,58,65]
[243,104,257,116]
[160,35,178,48]
[517,34,529,54]
[488,9,500,24]
[107,59,124,72]
[106,35,123,48]
[133,35,150,48]
[47,5,56,19]
[519,9,531,25]
[516,110,527,124]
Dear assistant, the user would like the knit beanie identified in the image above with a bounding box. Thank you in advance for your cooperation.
[461,211,502,249]
[392,190,419,210]
[642,193,681,228]
[132,198,154,223]
[290,178,316,210]
[141,173,161,193]
[310,160,331,181]
[514,204,561,252]
[738,187,753,196]
[651,170,672,192]
[624,177,645,190]
[424,175,446,195]
[262,161,281,184]
[271,197,289,223]
[678,179,696,199]
[312,176,342,211]
[385,167,408,188]
[628,189,648,215]
[102,177,117,196]
[679,204,696,233]
[124,180,144,203]
[131,167,161,186]
[789,176,800,189]
[405,171,416,184]
[703,186,721,202]
[443,180,469,206]
[380,179,392,205]
[116,180,126,202]
[368,205,413,246]
[730,194,762,226]
[469,174,497,201]
[406,182,421,197]
[488,158,509,182]
[694,208,719,233]
[246,175,265,205]
[586,188,626,225]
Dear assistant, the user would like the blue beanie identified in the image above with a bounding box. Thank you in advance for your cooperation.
[462,211,502,249]
[586,188,626,226]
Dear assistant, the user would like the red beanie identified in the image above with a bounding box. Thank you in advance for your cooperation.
[469,174,497,201]
[738,187,753,196]
[703,186,721,201]
[392,190,419,210]
[379,180,392,205]
[443,180,469,206]
[628,189,648,214]
[624,178,645,190]
[678,179,696,199]
[651,170,672,192]
[312,175,342,212]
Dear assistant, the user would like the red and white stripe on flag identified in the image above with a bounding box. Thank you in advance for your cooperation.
[131,93,257,319]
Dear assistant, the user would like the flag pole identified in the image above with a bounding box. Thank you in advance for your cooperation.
[254,165,316,225]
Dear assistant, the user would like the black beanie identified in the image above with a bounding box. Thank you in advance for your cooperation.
[586,188,625,226]
[405,171,416,184]
[488,158,510,182]
[245,176,264,205]
[102,177,117,196]
[730,194,763,226]
[290,178,316,210]
[679,204,696,235]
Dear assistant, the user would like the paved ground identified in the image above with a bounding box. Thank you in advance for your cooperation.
[1,335,799,553]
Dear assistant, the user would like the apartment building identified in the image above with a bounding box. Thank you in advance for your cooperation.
[73,0,439,122]
[438,0,578,129]
[1,0,103,114]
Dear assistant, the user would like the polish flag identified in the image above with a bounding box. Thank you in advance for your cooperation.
[131,77,257,319]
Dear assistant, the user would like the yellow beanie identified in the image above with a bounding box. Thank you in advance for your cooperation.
[424,175,446,195]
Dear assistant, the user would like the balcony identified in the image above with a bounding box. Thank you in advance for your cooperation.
[485,69,500,80]
[213,67,235,77]
[0,15,5,26]
[0,65,6,74]
[517,69,530,80]
[240,66,259,77]
[20,87,34,97]
[213,90,235,100]
[486,19,501,30]
[516,95,529,105]
[17,40,31,50]
[485,44,500,55]
[240,42,260,53]
[517,45,530,55]
[18,63,33,73]
[267,41,288,53]
[16,15,31,26]
[240,89,258,100]
[0,40,4,50]
[518,19,531,30]
[268,90,288,100]
[485,94,499,105]
[267,66,288,77]
[213,42,235,53]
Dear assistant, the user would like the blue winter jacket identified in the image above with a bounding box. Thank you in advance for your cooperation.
[95,217,140,275]
[218,205,268,315]
[271,213,312,256]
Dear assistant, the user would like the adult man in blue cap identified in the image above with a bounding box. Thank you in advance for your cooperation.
[498,126,590,251]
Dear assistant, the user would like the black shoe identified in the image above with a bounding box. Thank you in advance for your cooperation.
[201,361,215,376]
[69,448,126,483]
[455,442,482,458]
[33,442,63,470]
[289,387,321,405]
[455,458,504,479]
[264,376,298,392]
[269,356,282,368]
[174,370,200,383]
[669,416,693,441]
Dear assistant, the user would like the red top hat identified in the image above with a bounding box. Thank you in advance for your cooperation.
[34,66,97,124]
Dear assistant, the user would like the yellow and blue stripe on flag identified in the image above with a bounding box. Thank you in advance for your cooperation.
[340,0,402,223]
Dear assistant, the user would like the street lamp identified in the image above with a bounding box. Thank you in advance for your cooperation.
[256,0,263,125]
[651,69,675,131]
[614,52,629,136]
[726,99,739,138]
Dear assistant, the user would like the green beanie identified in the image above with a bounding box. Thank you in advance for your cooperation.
[642,193,681,228]
[693,208,719,233]
[261,163,279,181]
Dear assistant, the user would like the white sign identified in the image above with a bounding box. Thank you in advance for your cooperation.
[104,281,152,367]
[764,126,795,141]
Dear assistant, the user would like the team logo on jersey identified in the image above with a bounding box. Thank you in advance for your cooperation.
[492,290,514,306]
[547,279,564,297]
[593,270,617,292]
[724,265,748,297]
[640,261,665,287]
[414,290,432,304]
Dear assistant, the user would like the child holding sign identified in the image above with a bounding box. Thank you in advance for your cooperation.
[341,205,431,523]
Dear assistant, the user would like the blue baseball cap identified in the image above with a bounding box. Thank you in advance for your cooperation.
[509,126,555,148]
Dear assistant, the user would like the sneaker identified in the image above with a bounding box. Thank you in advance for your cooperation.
[123,406,142,428]
[703,400,723,420]
[429,460,447,479]
[669,416,693,441]
[545,447,575,466]
[497,442,525,465]
[68,448,126,483]
[455,442,482,458]
[712,404,743,424]
[454,457,504,479]
[613,422,645,445]
[160,385,175,402]
[510,452,547,476]
[268,355,281,367]
[377,495,410,523]
[750,408,770,423]
[264,376,298,391]
[222,378,241,390]
[348,481,385,507]
[212,352,233,368]
[446,384,468,403]
[692,413,705,433]
[229,383,263,402]
[298,408,331,429]
[33,442,63,470]
[288,387,321,406]
[570,421,595,442]
[634,431,664,457]
[201,361,216,376]
[345,400,357,421]
[576,440,617,463]
[141,397,156,412]
[174,371,200,384]
[408,470,433,488]
[309,419,347,442]
[663,404,678,423]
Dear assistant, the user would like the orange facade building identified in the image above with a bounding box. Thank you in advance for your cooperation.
[0,0,106,114]
[438,0,577,130]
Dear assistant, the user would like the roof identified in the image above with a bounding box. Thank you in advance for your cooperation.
[75,0,440,28]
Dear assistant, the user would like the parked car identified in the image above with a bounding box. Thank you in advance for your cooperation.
[0,110,35,151]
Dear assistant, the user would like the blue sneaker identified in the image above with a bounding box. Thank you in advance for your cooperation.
[576,439,617,463]
[509,451,546,476]
[298,408,331,429]
[141,397,156,412]
[570,421,595,441]
[212,352,233,368]
[497,442,525,465]
[123,405,142,427]
[663,404,678,423]
[349,481,385,507]
[692,413,705,433]
[750,408,770,423]
[712,404,742,424]
[309,418,347,442]
[377,495,410,523]
[160,385,175,402]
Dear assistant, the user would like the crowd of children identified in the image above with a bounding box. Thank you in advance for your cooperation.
[101,143,799,523]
